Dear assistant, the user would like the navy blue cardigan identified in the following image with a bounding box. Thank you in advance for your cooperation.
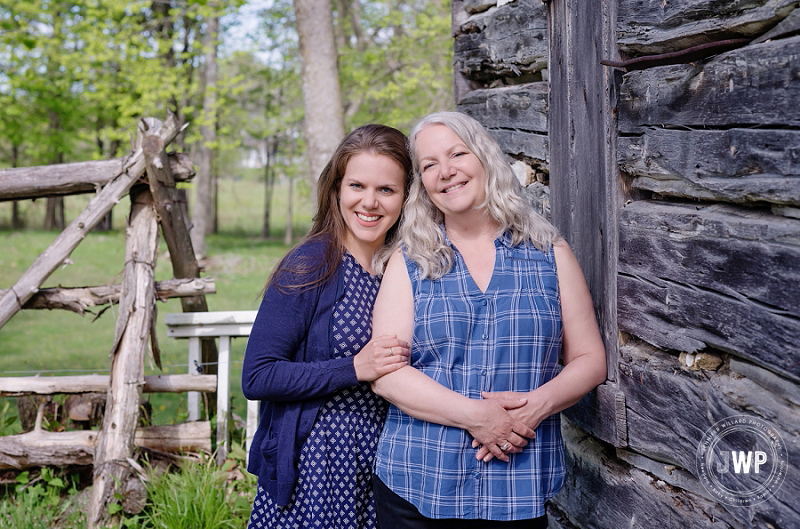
[242,238,359,506]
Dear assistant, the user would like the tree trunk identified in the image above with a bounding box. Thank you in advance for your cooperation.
[293,0,345,199]
[191,11,219,259]
[284,176,293,246]
[10,144,22,229]
[261,138,278,239]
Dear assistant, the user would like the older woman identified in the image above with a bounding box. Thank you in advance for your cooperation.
[371,111,606,528]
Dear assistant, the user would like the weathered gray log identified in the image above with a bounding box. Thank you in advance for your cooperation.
[457,83,549,164]
[617,342,800,527]
[0,114,182,331]
[616,0,797,56]
[457,83,548,132]
[618,201,800,379]
[550,419,755,529]
[0,374,217,397]
[618,37,800,132]
[0,277,215,314]
[454,0,548,82]
[89,186,159,528]
[619,128,800,206]
[0,422,212,470]
[0,152,194,202]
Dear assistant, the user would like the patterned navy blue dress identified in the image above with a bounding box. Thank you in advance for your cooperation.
[248,253,387,529]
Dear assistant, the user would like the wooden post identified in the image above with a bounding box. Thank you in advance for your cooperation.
[548,0,627,446]
[143,118,220,420]
[88,185,159,528]
[548,0,619,376]
[216,335,230,464]
[187,337,202,421]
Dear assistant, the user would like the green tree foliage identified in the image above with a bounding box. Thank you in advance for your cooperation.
[0,0,452,231]
[336,0,454,131]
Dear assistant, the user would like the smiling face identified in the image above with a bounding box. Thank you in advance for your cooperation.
[416,124,487,220]
[338,152,406,259]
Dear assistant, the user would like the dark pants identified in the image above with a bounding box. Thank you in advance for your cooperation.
[373,475,548,529]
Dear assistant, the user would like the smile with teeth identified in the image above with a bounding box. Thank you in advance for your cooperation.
[442,182,466,193]
[356,212,382,222]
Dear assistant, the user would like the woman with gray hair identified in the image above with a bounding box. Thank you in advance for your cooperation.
[370,111,606,528]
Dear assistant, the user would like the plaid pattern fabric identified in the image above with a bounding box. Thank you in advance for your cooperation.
[374,232,565,520]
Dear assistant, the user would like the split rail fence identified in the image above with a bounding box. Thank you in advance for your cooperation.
[0,115,244,528]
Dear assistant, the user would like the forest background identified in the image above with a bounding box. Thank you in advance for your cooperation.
[0,0,452,450]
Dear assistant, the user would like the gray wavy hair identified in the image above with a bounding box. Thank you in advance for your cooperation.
[388,111,560,279]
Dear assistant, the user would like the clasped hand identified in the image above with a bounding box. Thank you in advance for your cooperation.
[353,334,410,382]
[469,391,539,463]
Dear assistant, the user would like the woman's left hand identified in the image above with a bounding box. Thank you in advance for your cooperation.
[472,390,545,461]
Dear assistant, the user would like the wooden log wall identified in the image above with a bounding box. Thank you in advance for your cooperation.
[453,0,800,527]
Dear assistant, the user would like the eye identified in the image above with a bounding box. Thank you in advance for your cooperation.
[349,182,363,189]
[453,151,467,158]
[379,186,396,194]
[422,162,435,172]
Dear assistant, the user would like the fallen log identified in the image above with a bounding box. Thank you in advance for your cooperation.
[0,422,212,470]
[0,277,215,314]
[0,374,218,397]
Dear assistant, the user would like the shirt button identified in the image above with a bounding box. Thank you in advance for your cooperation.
[481,333,488,339]
[481,369,487,375]
[481,299,487,306]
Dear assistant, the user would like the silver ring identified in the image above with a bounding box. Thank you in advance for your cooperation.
[500,442,510,451]
[389,347,394,356]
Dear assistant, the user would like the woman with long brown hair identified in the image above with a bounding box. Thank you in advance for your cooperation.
[243,124,412,528]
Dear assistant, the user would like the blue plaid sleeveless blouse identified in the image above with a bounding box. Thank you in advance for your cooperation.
[373,231,565,520]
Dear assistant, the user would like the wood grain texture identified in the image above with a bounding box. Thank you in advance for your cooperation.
[617,342,800,527]
[616,0,796,56]
[618,201,800,378]
[618,36,800,132]
[457,83,549,163]
[454,0,548,82]
[89,186,158,527]
[563,382,627,447]
[619,128,800,206]
[549,0,619,380]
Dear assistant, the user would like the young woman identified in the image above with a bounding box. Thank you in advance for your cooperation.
[242,124,412,529]
[371,112,607,528]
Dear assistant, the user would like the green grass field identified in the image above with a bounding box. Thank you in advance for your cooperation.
[0,178,313,431]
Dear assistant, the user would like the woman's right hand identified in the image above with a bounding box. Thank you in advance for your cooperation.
[465,398,536,463]
[354,334,410,382]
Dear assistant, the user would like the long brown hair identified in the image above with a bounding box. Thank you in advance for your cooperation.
[268,124,412,293]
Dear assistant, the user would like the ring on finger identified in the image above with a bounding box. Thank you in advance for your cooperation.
[389,347,393,356]
[500,442,510,451]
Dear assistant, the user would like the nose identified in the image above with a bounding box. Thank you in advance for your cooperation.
[362,189,379,209]
[439,160,455,180]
